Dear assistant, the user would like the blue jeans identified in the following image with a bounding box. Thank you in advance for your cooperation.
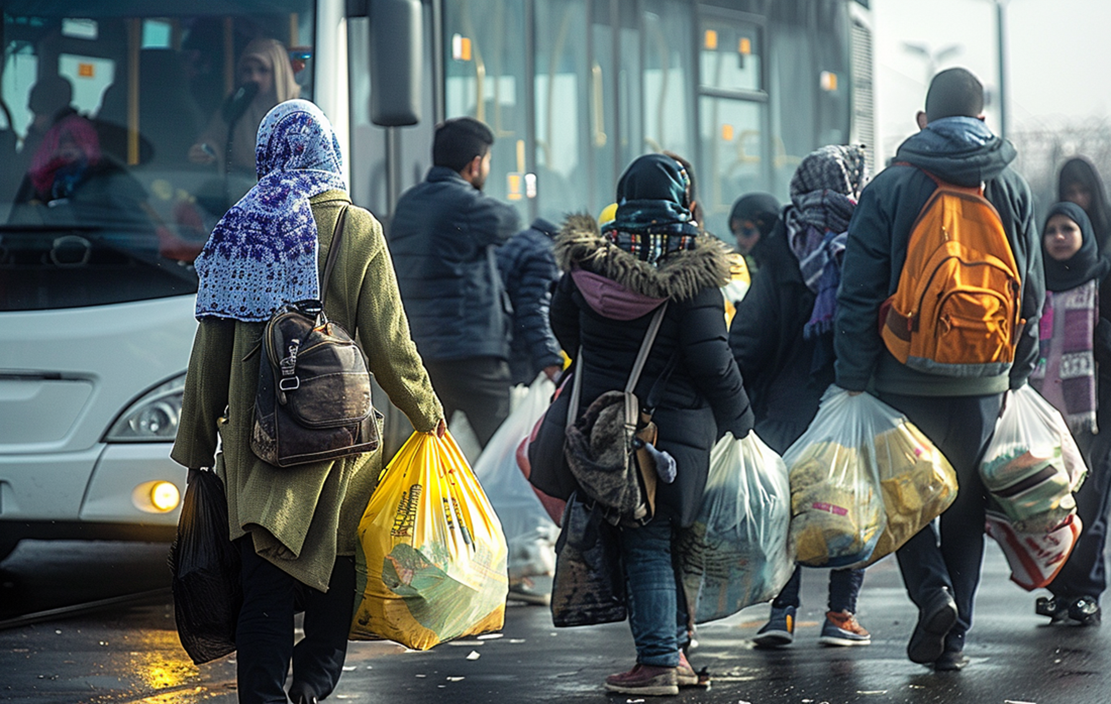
[619,514,688,667]
[773,566,865,613]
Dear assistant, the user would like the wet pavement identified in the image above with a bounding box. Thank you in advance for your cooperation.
[0,540,1108,703]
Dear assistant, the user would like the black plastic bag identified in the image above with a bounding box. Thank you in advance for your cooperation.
[168,466,241,665]
[550,492,626,627]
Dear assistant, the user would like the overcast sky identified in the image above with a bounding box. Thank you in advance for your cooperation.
[871,0,1111,161]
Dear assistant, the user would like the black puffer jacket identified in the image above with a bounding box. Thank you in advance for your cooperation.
[388,166,521,362]
[550,215,754,526]
[729,216,829,454]
[497,218,564,385]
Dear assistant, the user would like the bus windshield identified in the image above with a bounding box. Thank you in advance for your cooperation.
[0,0,315,311]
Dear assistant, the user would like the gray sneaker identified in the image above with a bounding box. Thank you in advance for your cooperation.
[752,604,796,648]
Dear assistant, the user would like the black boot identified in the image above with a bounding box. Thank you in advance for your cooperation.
[288,683,319,704]
[1067,597,1101,626]
[1035,596,1069,623]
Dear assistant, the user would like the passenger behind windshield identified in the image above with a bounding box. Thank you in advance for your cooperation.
[9,113,155,250]
[18,76,77,178]
[188,38,300,186]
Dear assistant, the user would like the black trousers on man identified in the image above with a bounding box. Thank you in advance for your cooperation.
[235,537,355,704]
[878,392,1003,655]
[424,356,512,448]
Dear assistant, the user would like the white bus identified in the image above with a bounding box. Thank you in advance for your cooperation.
[0,0,872,562]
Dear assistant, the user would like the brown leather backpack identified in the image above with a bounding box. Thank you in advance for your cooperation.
[250,206,382,467]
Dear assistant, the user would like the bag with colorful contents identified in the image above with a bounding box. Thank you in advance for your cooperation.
[852,419,957,568]
[980,385,1082,533]
[782,388,888,567]
[350,431,508,650]
[677,433,794,624]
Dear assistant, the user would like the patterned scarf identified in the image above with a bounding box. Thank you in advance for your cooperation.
[1031,282,1099,434]
[781,145,867,377]
[604,153,701,265]
[194,99,347,321]
[1031,203,1109,434]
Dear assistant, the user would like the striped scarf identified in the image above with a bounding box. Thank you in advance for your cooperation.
[1031,281,1099,434]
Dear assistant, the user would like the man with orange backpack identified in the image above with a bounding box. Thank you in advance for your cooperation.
[833,68,1044,671]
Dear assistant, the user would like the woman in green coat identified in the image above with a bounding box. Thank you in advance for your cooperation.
[171,99,444,704]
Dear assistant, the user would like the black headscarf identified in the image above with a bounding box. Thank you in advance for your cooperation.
[729,192,780,237]
[1042,201,1111,292]
[1058,157,1111,252]
[605,153,701,264]
[610,154,699,234]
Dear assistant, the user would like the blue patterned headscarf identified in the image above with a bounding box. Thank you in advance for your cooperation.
[194,99,348,321]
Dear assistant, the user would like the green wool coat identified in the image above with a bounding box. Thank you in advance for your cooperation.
[171,191,443,591]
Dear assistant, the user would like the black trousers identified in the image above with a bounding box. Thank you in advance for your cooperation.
[425,356,512,448]
[236,537,355,704]
[879,391,1003,654]
[1051,428,1111,602]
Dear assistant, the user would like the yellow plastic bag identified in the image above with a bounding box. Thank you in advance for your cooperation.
[349,431,508,650]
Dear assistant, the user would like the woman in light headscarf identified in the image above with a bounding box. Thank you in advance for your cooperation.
[173,100,444,704]
[189,37,301,176]
[551,153,753,696]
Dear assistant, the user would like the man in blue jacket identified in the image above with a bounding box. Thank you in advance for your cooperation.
[497,217,564,387]
[833,68,1044,671]
[389,117,521,447]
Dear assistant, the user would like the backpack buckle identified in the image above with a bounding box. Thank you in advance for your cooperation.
[279,376,301,391]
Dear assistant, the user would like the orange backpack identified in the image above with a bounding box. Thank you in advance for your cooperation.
[880,168,1023,377]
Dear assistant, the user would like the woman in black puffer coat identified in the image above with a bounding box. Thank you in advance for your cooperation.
[550,154,753,696]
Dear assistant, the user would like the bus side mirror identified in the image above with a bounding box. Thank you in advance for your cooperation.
[366,0,423,126]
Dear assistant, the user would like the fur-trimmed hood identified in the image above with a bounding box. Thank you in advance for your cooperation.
[555,213,733,305]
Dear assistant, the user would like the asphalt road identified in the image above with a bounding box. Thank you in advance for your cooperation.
[0,539,1108,704]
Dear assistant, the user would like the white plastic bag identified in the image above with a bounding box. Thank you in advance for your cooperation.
[1018,385,1087,490]
[980,385,1081,533]
[472,375,559,580]
[678,433,794,624]
[782,387,890,567]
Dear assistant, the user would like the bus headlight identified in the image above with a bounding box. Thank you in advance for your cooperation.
[132,480,182,513]
[150,481,181,511]
[105,374,186,442]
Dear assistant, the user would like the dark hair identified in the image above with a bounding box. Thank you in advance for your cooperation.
[924,68,984,122]
[432,117,494,172]
[29,75,73,116]
[1058,156,1111,246]
[662,151,703,225]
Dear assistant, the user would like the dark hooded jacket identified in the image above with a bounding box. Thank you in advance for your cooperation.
[729,215,829,454]
[497,218,564,385]
[834,117,1044,396]
[550,215,754,527]
[388,166,521,362]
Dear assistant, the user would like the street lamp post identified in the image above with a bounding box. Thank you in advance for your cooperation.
[995,0,1009,139]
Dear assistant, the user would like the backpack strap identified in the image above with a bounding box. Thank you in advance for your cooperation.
[319,205,350,309]
[564,301,670,431]
[625,302,670,393]
[894,161,984,197]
